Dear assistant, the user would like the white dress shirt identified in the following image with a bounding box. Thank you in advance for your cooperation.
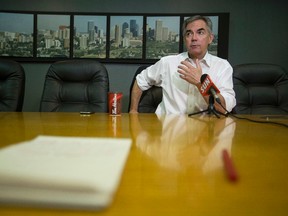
[136,52,236,115]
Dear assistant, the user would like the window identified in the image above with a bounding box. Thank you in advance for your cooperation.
[0,11,229,63]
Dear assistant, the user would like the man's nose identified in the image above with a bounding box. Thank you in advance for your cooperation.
[191,33,197,41]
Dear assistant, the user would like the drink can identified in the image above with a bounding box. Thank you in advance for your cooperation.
[108,92,123,115]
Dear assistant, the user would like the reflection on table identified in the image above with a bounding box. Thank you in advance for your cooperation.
[131,114,236,174]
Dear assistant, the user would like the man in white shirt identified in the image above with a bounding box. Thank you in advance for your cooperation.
[129,15,236,115]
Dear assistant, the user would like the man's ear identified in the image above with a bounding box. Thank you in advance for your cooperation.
[209,33,214,44]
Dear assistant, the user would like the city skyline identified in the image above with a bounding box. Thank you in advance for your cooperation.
[147,16,180,33]
[109,17,143,59]
[0,13,219,36]
[0,12,223,59]
[73,17,107,58]
[110,16,143,30]
[74,15,106,33]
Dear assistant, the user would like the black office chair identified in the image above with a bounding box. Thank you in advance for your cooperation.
[0,59,25,112]
[128,65,162,113]
[232,63,288,114]
[40,59,109,112]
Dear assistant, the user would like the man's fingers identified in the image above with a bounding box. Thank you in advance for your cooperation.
[195,59,201,69]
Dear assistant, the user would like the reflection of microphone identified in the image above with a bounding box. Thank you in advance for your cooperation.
[200,74,221,104]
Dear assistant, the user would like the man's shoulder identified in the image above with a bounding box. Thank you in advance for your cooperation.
[207,53,231,66]
[208,52,226,61]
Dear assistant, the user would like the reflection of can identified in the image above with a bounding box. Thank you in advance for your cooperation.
[108,92,123,115]
[109,115,121,137]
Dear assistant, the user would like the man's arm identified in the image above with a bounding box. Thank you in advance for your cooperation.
[197,89,227,114]
[129,80,143,113]
[212,93,227,113]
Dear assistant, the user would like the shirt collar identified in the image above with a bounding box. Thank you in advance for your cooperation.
[201,52,211,68]
[183,51,211,68]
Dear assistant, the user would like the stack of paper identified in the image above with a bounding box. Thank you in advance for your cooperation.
[0,136,132,210]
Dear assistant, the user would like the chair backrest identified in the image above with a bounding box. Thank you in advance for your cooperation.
[128,65,162,113]
[0,59,25,112]
[233,63,288,114]
[40,59,109,112]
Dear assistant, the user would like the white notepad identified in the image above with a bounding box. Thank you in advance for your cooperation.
[0,135,132,210]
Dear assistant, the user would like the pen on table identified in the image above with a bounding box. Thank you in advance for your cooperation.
[222,149,238,182]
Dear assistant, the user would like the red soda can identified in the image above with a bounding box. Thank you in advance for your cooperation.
[108,92,123,115]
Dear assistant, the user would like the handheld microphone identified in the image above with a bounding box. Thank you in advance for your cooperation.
[200,74,221,104]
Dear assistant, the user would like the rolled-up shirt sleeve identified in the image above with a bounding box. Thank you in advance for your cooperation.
[136,60,164,91]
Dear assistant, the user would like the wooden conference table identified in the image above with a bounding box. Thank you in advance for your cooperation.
[0,112,288,216]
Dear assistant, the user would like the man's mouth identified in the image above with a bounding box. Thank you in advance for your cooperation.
[191,44,199,48]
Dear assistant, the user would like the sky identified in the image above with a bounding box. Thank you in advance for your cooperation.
[0,12,33,33]
[37,14,70,30]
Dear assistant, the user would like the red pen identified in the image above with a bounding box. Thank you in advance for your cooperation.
[222,149,238,182]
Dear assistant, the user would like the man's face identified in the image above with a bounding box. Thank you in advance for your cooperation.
[184,19,214,60]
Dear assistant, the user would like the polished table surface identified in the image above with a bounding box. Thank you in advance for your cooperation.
[0,112,288,216]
